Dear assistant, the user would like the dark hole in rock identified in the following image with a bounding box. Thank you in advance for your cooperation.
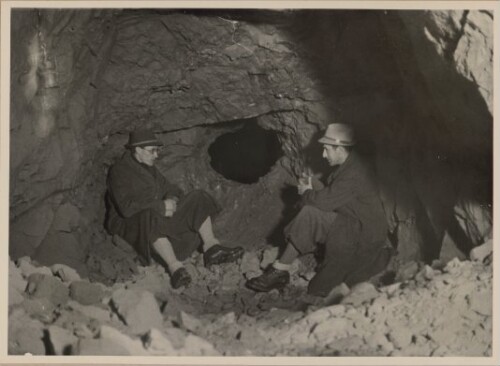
[208,119,283,184]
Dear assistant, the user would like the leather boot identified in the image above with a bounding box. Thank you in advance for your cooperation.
[204,244,244,267]
[246,266,290,292]
[171,267,191,289]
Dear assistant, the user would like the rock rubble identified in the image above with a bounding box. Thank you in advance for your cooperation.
[8,242,493,356]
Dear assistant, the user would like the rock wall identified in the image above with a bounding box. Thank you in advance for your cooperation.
[9,9,493,273]
[380,10,493,261]
[92,10,328,247]
[9,9,117,269]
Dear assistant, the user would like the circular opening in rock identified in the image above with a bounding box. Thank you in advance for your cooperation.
[208,119,283,184]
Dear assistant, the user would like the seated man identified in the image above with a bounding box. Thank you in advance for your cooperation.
[246,123,391,296]
[106,129,244,289]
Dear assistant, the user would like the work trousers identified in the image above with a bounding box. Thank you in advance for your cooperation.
[284,205,338,255]
[116,190,220,264]
[284,205,390,296]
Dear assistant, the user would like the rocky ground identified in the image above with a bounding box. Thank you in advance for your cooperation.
[8,234,493,357]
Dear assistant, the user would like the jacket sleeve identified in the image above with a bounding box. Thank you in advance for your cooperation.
[108,167,166,218]
[162,179,184,200]
[301,170,357,212]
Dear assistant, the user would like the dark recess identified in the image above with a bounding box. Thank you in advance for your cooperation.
[208,119,283,184]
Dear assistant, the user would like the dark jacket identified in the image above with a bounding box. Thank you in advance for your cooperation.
[302,151,388,247]
[106,151,183,234]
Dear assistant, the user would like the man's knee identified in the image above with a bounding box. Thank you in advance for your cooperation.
[131,208,156,219]
[296,205,322,220]
[185,189,211,202]
[300,204,321,214]
[294,205,331,226]
[185,190,219,215]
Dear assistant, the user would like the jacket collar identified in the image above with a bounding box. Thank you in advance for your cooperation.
[123,150,156,174]
[330,151,357,181]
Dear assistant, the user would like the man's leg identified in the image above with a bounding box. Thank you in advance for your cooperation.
[198,215,244,267]
[117,208,192,289]
[245,241,298,292]
[152,237,191,289]
[246,205,337,292]
[276,242,300,265]
[152,237,183,273]
[164,191,244,266]
[198,216,220,250]
[308,214,360,296]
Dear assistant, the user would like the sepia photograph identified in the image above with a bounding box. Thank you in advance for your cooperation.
[2,0,498,363]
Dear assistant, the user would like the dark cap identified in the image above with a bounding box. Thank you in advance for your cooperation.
[125,129,164,149]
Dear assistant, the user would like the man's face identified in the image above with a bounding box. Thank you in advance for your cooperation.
[322,144,346,166]
[135,146,161,166]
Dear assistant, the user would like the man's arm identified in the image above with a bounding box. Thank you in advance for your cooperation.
[301,172,357,212]
[108,168,166,218]
[162,179,184,201]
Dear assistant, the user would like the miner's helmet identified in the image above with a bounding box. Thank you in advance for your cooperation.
[318,123,355,146]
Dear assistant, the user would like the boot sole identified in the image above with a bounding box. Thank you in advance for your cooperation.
[245,279,288,292]
[171,271,192,289]
[172,277,191,289]
[205,248,244,267]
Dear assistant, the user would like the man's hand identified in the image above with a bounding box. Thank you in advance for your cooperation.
[311,175,325,190]
[297,175,313,195]
[164,198,177,217]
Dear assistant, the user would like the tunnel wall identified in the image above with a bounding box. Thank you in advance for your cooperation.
[381,10,493,261]
[9,9,117,271]
[9,9,493,271]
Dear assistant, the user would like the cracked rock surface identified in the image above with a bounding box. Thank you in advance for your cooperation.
[10,9,493,269]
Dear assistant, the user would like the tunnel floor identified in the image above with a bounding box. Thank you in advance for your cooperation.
[9,228,492,356]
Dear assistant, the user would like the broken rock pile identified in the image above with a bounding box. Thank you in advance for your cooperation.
[8,244,493,357]
[8,257,219,356]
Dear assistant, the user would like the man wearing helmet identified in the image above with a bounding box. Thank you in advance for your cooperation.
[246,123,391,296]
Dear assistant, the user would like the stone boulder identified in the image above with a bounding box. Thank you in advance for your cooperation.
[9,260,27,307]
[70,280,105,305]
[47,325,79,355]
[341,282,379,307]
[68,300,111,323]
[179,311,204,333]
[143,328,176,355]
[182,334,220,356]
[17,256,52,278]
[9,286,25,308]
[52,263,82,282]
[240,251,261,279]
[469,239,493,263]
[8,309,46,355]
[22,297,56,322]
[25,273,69,307]
[76,337,130,356]
[111,288,163,335]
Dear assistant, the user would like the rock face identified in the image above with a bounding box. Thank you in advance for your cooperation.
[379,10,493,261]
[9,9,492,285]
